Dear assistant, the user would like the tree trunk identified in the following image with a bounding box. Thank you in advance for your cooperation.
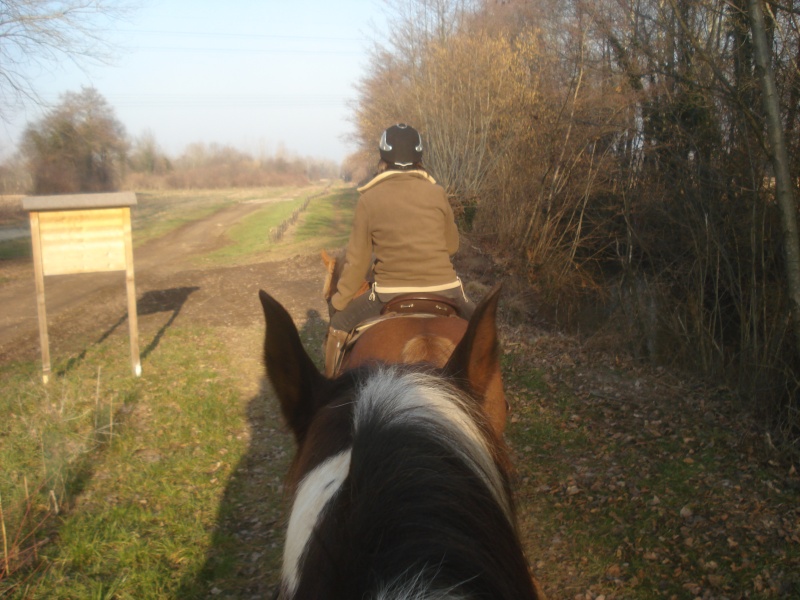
[748,0,800,362]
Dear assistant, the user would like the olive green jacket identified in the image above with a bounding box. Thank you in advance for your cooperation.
[331,170,460,311]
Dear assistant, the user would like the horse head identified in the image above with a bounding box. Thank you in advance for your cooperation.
[258,284,542,599]
[260,284,507,442]
[320,249,338,302]
[320,248,372,303]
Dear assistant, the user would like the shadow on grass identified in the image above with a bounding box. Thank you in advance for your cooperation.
[2,382,141,590]
[1,290,205,588]
[56,286,200,377]
[175,308,327,599]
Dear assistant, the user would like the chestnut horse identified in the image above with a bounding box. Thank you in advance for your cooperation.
[321,249,507,433]
[259,287,543,599]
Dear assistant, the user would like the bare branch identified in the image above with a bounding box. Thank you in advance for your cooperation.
[0,0,137,116]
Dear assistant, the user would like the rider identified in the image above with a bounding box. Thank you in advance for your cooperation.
[325,123,474,375]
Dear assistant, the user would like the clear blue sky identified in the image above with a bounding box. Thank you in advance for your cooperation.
[0,1,390,163]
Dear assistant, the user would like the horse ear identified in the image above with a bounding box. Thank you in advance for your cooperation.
[321,250,336,300]
[321,249,334,268]
[444,284,506,432]
[259,289,327,444]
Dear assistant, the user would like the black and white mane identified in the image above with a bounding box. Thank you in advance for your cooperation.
[258,287,542,600]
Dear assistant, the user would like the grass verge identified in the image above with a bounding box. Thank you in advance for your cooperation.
[0,184,334,597]
[0,238,30,262]
[203,184,357,264]
[293,187,357,249]
[0,321,291,598]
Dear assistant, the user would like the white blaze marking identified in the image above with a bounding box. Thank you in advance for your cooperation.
[282,449,352,596]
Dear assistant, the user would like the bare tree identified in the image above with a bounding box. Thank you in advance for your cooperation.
[21,87,128,193]
[0,0,135,114]
[748,0,800,363]
[129,130,171,175]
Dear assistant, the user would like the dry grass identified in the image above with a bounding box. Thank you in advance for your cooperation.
[0,195,25,226]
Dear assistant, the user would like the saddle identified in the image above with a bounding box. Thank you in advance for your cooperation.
[381,293,460,317]
[331,294,462,376]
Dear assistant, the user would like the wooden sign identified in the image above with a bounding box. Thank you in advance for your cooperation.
[23,192,141,383]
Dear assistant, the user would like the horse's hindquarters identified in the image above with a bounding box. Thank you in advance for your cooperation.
[343,316,466,370]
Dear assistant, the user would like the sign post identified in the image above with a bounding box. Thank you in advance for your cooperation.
[23,192,141,383]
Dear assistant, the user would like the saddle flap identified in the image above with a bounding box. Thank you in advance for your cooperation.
[381,293,459,317]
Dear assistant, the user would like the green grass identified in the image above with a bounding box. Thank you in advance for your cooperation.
[293,188,357,248]
[0,188,238,266]
[0,185,344,264]
[0,183,335,597]
[0,237,30,261]
[205,196,308,263]
[0,323,289,598]
[0,184,331,283]
[132,186,324,230]
[203,185,357,264]
[130,189,239,245]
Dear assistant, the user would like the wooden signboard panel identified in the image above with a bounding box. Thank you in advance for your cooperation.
[23,192,140,383]
[38,208,129,275]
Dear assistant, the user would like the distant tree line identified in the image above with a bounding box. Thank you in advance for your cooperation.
[0,86,339,194]
[349,0,800,451]
[127,137,338,189]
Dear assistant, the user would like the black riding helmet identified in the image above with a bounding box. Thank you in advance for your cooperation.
[379,123,423,168]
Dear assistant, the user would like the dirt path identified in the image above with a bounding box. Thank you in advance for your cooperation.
[0,201,324,366]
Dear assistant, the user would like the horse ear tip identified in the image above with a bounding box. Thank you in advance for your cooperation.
[473,282,502,315]
[259,289,279,312]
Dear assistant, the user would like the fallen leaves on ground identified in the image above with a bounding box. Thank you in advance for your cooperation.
[499,323,800,599]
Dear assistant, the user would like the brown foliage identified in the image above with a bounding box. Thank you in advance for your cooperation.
[352,0,800,453]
